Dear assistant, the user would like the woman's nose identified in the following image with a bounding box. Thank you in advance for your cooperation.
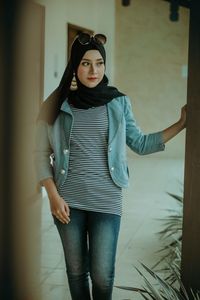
[90,64,97,74]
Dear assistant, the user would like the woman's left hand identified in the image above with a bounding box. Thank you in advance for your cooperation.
[179,104,187,129]
[162,104,187,143]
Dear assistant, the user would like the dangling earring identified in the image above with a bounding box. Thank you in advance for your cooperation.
[70,72,78,91]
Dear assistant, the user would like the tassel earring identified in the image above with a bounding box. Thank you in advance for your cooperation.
[70,72,78,91]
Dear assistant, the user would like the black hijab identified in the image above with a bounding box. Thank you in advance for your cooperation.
[38,34,125,124]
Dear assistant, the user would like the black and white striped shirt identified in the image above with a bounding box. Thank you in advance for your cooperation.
[58,105,122,216]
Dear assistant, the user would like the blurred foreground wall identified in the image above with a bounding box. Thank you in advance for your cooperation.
[0,1,42,299]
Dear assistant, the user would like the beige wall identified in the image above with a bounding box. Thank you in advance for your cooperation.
[35,0,115,98]
[115,0,189,158]
[35,0,189,158]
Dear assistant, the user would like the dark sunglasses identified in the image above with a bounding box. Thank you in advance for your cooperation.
[77,33,107,45]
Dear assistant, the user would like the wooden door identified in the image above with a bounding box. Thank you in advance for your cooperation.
[67,23,94,61]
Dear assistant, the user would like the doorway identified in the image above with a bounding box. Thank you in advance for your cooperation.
[67,23,94,60]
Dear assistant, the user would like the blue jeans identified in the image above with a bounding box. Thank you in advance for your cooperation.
[53,208,121,300]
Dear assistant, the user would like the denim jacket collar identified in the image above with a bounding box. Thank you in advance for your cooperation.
[60,99,73,115]
[60,97,123,145]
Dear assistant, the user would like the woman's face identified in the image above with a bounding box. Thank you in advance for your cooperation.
[77,50,105,88]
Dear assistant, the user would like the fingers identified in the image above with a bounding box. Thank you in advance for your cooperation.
[49,195,71,224]
[182,105,187,113]
[179,104,187,128]
[183,106,187,120]
[62,207,70,223]
[54,208,70,224]
[64,202,70,216]
[52,201,71,224]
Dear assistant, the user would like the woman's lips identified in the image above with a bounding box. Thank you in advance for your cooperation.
[87,77,98,81]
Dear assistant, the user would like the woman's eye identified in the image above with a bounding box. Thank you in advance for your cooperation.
[82,62,89,66]
[97,62,104,66]
[81,61,104,67]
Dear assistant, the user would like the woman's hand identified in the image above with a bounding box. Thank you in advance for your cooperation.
[49,194,70,224]
[162,104,187,143]
[179,104,187,129]
[41,178,70,224]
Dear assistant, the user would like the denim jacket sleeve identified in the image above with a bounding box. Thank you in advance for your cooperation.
[125,97,165,155]
[34,120,53,183]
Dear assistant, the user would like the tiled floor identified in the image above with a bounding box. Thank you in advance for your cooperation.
[39,157,184,300]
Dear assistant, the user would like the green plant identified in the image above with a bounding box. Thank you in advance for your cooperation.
[152,192,183,284]
[116,191,200,299]
[116,263,200,300]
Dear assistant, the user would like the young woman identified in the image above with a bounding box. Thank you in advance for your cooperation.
[35,33,186,300]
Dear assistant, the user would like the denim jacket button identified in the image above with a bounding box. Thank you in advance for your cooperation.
[60,169,66,175]
[63,149,69,154]
[109,146,112,152]
[111,166,114,172]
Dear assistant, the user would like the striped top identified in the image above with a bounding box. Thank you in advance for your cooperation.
[58,105,122,216]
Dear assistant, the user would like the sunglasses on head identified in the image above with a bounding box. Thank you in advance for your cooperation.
[77,33,107,45]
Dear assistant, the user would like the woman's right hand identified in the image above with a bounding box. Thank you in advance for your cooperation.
[49,194,70,224]
[41,178,70,224]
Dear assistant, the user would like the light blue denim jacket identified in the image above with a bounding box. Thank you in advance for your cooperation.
[35,95,165,188]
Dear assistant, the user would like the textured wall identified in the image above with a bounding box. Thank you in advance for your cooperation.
[115,0,189,158]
